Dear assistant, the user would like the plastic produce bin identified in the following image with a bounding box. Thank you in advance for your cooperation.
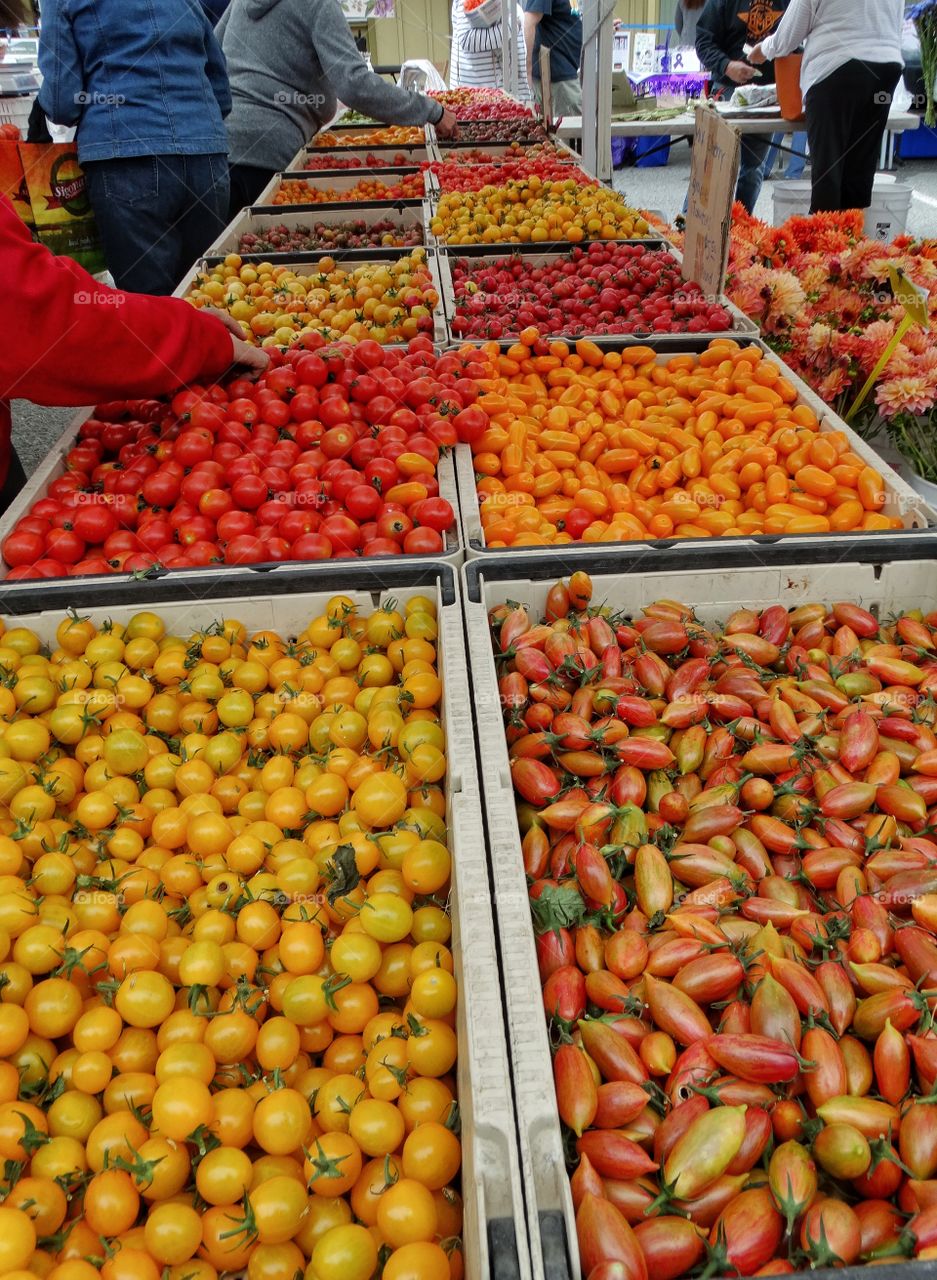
[176,247,450,348]
[0,559,529,1280]
[0,405,463,584]
[460,533,937,1280]
[207,204,429,259]
[253,168,432,210]
[453,336,933,561]
[436,243,752,337]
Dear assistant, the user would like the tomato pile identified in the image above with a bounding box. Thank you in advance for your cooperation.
[429,90,532,120]
[185,253,438,347]
[430,180,650,246]
[491,570,937,1279]
[429,155,589,194]
[448,245,733,339]
[273,175,425,206]
[459,335,904,547]
[237,221,424,254]
[302,153,416,172]
[0,339,470,577]
[0,592,465,1280]
[443,120,549,145]
[313,128,425,147]
[435,143,570,165]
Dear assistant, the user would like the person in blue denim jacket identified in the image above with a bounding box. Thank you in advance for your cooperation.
[38,0,232,295]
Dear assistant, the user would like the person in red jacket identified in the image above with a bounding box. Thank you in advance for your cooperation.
[0,194,268,515]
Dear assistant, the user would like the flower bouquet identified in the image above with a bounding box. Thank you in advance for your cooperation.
[671,209,937,426]
[910,0,937,128]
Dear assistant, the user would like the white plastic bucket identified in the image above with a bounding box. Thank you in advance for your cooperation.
[771,178,812,225]
[772,175,912,242]
[903,467,937,508]
[863,173,913,242]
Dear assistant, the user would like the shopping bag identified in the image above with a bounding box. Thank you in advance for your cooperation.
[0,140,106,274]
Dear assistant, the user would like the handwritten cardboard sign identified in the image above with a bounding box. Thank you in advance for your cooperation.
[683,105,740,300]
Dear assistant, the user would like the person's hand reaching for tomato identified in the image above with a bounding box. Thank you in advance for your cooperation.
[201,307,270,374]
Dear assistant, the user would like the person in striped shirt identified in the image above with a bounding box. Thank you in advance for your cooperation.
[450,0,532,98]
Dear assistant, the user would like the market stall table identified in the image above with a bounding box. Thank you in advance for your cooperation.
[557,109,922,170]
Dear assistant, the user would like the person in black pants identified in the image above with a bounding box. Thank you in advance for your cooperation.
[802,62,902,212]
[228,163,278,216]
[752,0,904,214]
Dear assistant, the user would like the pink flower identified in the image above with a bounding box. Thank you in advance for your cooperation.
[804,323,835,362]
[862,319,897,349]
[817,368,850,402]
[904,326,932,356]
[799,265,829,296]
[760,272,805,328]
[876,375,936,418]
[728,282,767,321]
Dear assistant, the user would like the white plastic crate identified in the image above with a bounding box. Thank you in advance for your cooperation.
[461,542,937,1280]
[174,249,450,349]
[0,565,530,1280]
[0,93,34,133]
[435,244,756,335]
[453,338,935,558]
[207,204,429,258]
[253,167,432,209]
[0,405,463,575]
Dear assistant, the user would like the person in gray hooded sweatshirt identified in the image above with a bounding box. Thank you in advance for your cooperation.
[218,0,458,216]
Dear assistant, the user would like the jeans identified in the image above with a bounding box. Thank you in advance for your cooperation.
[533,75,582,117]
[763,130,808,178]
[229,164,278,221]
[83,153,230,295]
[736,134,771,215]
[785,132,808,179]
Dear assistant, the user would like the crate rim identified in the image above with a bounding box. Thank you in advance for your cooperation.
[462,529,937,602]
